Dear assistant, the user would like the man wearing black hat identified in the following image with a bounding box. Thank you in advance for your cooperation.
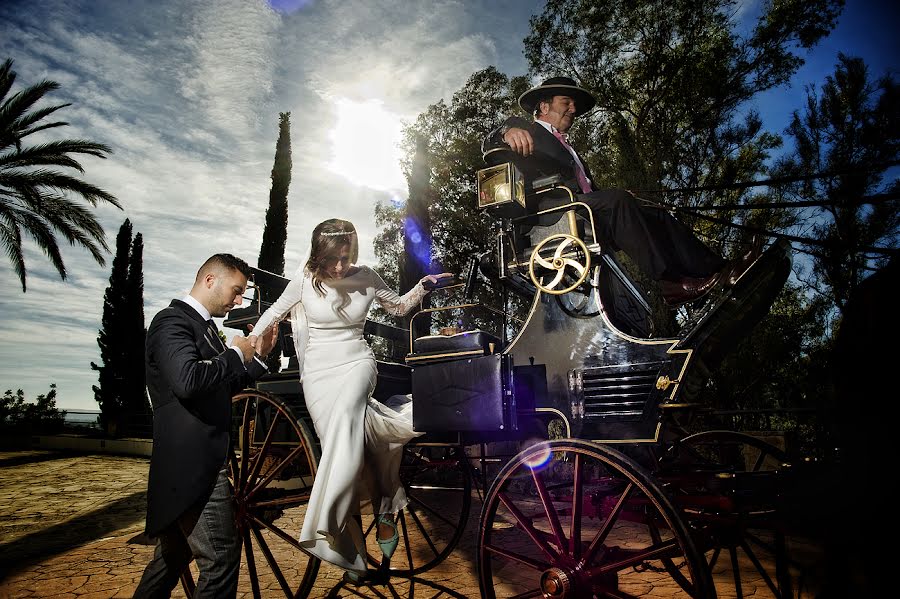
[483,76,761,305]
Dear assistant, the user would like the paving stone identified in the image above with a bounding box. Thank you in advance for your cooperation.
[0,450,827,598]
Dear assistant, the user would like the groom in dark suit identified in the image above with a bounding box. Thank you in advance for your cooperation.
[133,253,278,599]
[483,76,761,305]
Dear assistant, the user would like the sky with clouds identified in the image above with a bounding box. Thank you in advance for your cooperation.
[0,0,896,412]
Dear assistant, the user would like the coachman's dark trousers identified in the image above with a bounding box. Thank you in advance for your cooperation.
[539,188,725,281]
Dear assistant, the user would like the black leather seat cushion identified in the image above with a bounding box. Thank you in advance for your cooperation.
[407,330,501,365]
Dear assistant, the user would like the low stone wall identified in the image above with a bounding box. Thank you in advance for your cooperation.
[31,435,152,457]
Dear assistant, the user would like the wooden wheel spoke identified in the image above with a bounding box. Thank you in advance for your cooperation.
[239,400,253,492]
[243,528,263,599]
[248,493,312,509]
[570,452,583,559]
[585,536,686,578]
[397,511,417,570]
[740,538,780,596]
[245,444,310,502]
[729,547,744,598]
[404,500,440,558]
[496,491,559,561]
[245,410,283,488]
[483,541,550,571]
[250,523,293,598]
[248,513,305,550]
[407,491,461,529]
[582,480,634,566]
[529,462,568,554]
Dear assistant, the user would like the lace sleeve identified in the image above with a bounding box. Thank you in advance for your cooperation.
[370,267,428,317]
[253,270,306,336]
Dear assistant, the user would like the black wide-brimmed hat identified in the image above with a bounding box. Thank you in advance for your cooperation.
[518,76,597,117]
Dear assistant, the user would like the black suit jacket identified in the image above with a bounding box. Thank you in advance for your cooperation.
[144,299,267,536]
[483,116,596,208]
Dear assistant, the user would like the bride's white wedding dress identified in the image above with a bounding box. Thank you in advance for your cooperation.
[252,265,426,574]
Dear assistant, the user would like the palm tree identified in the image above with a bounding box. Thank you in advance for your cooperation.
[0,57,121,291]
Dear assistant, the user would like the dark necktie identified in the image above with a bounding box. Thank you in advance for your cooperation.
[206,319,226,351]
[552,130,592,194]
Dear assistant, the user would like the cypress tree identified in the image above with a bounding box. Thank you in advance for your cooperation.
[91,219,132,435]
[258,111,292,277]
[400,135,433,341]
[123,231,149,434]
[257,112,292,372]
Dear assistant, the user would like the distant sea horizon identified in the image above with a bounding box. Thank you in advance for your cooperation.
[64,409,101,428]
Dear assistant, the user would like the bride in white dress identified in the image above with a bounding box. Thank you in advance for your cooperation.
[249,218,451,580]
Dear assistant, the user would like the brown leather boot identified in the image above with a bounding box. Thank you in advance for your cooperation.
[726,235,765,287]
[660,271,724,306]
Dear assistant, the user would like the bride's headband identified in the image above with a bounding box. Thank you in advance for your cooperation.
[320,229,356,237]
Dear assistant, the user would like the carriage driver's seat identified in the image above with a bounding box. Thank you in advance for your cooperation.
[476,147,654,338]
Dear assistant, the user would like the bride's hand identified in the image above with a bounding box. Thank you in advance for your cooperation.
[421,272,454,285]
[246,327,259,349]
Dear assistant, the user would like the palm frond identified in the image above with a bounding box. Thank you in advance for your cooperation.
[0,213,27,291]
[0,59,15,101]
[0,80,61,129]
[0,168,121,208]
[17,210,67,277]
[0,140,114,171]
[0,57,122,291]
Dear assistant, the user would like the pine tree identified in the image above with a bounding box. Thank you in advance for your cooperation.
[256,112,292,372]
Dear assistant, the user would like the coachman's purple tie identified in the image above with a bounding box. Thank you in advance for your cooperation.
[552,131,592,194]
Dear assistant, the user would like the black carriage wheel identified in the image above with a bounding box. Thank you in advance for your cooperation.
[361,443,472,576]
[477,439,715,599]
[661,430,802,599]
[179,389,321,599]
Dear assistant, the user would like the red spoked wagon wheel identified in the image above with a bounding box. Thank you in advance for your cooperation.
[180,389,321,599]
[477,439,715,599]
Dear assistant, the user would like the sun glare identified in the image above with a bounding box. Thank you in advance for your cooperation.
[327,98,406,193]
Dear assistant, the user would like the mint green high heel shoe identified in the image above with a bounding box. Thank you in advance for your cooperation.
[377,514,399,559]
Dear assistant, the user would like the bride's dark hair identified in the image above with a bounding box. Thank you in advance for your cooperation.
[306,218,359,295]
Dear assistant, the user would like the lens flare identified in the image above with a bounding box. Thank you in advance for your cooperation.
[522,438,553,470]
[403,216,432,270]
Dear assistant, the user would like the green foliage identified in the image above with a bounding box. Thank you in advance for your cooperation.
[374,67,532,334]
[776,54,899,318]
[523,0,841,243]
[0,57,121,291]
[372,2,881,436]
[698,281,831,411]
[91,218,148,436]
[258,112,292,278]
[257,112,293,372]
[0,384,66,434]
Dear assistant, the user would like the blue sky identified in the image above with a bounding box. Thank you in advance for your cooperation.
[0,0,896,412]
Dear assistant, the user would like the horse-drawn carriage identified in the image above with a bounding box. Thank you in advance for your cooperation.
[181,148,820,598]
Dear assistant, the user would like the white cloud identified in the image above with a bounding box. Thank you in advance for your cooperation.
[0,0,538,411]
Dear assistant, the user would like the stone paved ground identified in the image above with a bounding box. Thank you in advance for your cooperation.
[0,450,826,598]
